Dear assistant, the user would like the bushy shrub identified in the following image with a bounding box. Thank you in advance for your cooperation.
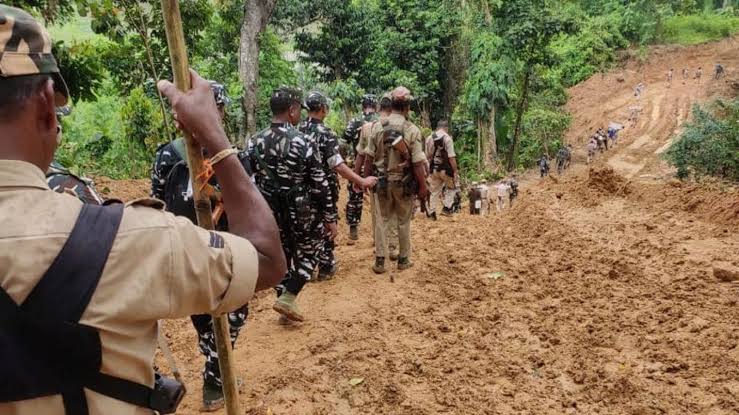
[56,94,124,174]
[666,99,739,181]
[661,14,739,44]
[120,87,166,154]
[550,14,629,87]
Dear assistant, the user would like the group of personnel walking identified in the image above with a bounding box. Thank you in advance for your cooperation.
[667,63,725,87]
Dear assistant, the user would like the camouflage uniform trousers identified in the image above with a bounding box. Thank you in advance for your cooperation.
[346,182,364,227]
[191,304,249,388]
[318,191,339,272]
[276,223,323,297]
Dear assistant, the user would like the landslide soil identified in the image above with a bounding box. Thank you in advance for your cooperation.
[107,38,739,414]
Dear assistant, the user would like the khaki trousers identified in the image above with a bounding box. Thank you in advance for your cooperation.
[371,190,398,250]
[429,170,456,214]
[375,182,412,259]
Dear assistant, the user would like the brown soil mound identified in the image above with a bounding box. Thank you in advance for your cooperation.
[587,165,630,195]
[93,176,150,201]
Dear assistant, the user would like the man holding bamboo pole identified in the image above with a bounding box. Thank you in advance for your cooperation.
[0,6,285,414]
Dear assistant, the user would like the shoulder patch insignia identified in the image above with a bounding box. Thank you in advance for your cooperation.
[209,231,225,249]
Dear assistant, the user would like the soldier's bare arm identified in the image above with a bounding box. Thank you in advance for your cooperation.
[158,70,286,291]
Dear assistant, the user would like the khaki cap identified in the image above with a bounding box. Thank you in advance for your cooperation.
[0,5,70,106]
[390,86,413,103]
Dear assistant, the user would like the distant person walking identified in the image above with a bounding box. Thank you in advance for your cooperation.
[508,176,519,207]
[496,181,510,212]
[538,156,550,178]
[715,63,725,80]
[682,68,689,82]
[695,67,703,84]
[666,68,673,88]
[587,137,598,164]
[634,82,646,100]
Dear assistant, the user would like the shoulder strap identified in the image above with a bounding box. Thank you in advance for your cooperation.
[21,203,124,320]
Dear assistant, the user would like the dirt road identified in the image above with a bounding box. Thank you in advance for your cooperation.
[105,37,739,414]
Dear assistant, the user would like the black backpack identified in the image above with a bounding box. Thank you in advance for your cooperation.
[0,203,183,414]
[162,139,250,230]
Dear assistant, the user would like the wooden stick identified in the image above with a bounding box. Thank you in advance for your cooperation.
[159,1,241,414]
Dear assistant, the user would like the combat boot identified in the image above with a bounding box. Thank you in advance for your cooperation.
[201,382,224,412]
[318,264,337,281]
[273,292,304,322]
[442,207,453,216]
[347,225,359,245]
[373,257,387,274]
[397,257,414,270]
[429,211,438,221]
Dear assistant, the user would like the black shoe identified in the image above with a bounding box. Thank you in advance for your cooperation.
[430,212,438,221]
[318,265,337,281]
[441,207,452,216]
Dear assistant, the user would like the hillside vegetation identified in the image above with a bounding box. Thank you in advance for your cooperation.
[15,0,739,181]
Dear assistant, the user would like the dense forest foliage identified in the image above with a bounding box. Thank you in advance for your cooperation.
[12,0,739,180]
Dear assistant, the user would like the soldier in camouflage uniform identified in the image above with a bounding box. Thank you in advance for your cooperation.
[247,87,336,322]
[151,83,249,412]
[299,92,377,280]
[344,94,378,244]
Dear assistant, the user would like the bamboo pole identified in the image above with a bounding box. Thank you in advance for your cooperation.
[159,1,241,414]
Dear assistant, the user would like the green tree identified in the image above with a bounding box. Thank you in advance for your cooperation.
[493,0,575,170]
[666,99,739,181]
[460,31,516,169]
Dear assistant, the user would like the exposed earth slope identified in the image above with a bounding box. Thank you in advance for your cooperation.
[102,37,739,415]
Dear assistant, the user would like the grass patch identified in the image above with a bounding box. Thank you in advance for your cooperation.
[48,15,106,43]
[661,14,739,45]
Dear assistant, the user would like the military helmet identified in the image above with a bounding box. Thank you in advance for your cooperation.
[55,106,72,118]
[209,81,231,107]
[0,5,70,105]
[305,91,329,111]
[361,94,378,108]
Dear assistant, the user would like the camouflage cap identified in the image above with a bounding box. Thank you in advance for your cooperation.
[390,86,413,103]
[361,94,377,107]
[0,5,69,106]
[209,81,231,107]
[272,85,308,110]
[305,91,329,111]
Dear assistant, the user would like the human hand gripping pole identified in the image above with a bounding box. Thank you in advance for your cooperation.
[158,2,240,414]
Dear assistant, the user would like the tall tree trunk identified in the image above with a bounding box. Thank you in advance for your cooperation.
[239,0,277,140]
[507,70,531,171]
[482,105,497,170]
[477,118,485,168]
[420,101,432,129]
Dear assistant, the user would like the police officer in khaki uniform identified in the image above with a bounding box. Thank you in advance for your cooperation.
[0,6,286,414]
[424,120,458,219]
[364,87,428,273]
[356,94,399,258]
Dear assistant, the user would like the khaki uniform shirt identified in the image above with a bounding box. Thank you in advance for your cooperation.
[425,131,456,169]
[0,160,259,415]
[356,119,376,156]
[366,113,426,181]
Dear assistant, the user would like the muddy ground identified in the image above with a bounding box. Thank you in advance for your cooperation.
[102,37,739,414]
